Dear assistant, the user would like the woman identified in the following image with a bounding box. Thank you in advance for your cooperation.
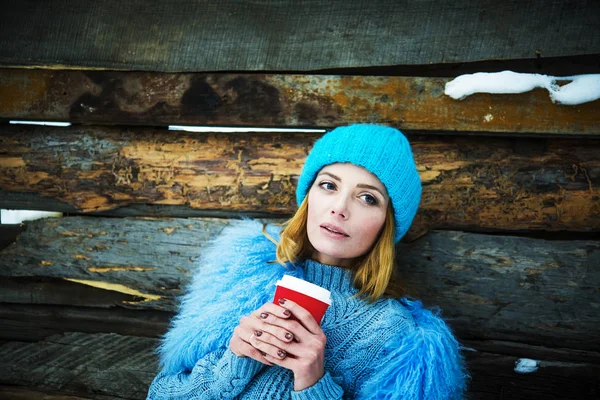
[147,124,468,399]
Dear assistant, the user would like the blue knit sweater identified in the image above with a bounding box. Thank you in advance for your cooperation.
[147,220,467,399]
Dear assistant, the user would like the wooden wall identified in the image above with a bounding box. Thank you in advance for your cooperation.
[1,1,599,399]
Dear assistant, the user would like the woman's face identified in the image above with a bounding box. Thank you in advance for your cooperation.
[306,163,389,267]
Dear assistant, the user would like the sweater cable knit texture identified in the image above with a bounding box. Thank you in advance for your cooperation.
[149,260,415,399]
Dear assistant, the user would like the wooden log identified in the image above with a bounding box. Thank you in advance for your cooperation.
[1,125,599,233]
[0,217,230,311]
[1,0,598,71]
[0,333,157,400]
[0,224,21,250]
[0,332,598,400]
[396,230,600,351]
[1,69,599,135]
[0,303,170,342]
[461,340,600,365]
[0,386,94,400]
[0,216,598,350]
[464,350,600,400]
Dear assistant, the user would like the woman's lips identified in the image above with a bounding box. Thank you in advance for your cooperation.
[320,223,349,238]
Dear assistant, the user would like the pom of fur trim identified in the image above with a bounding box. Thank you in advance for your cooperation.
[157,219,302,374]
[358,298,468,399]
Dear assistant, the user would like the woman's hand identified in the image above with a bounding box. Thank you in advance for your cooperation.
[229,302,295,366]
[253,298,327,391]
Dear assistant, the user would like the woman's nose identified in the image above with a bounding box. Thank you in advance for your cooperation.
[330,196,349,219]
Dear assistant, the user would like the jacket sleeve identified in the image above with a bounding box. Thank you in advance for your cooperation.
[147,347,265,400]
[156,220,303,375]
[357,299,469,400]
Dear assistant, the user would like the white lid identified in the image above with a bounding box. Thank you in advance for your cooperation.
[276,275,332,305]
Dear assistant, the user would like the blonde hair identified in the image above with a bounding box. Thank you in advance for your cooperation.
[268,196,398,303]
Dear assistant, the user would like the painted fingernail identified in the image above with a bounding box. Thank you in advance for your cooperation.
[255,330,263,337]
[278,298,286,305]
[285,332,293,340]
[277,350,287,358]
[260,313,268,319]
[283,309,291,317]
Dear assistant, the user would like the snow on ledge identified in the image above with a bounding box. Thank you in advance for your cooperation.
[445,71,600,105]
[514,358,539,374]
[1,210,62,224]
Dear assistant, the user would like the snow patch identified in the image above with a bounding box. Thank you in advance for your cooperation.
[514,358,539,374]
[445,71,600,105]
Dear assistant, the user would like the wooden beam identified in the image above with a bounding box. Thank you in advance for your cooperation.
[0,333,157,400]
[0,332,597,400]
[395,230,600,351]
[0,224,21,250]
[0,386,94,400]
[1,125,599,233]
[0,217,228,311]
[1,69,599,135]
[1,217,598,350]
[0,0,598,71]
[0,304,171,342]
[464,349,600,400]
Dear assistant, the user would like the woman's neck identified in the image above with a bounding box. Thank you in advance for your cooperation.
[309,250,356,269]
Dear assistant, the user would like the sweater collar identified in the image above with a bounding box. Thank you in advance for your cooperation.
[302,259,357,295]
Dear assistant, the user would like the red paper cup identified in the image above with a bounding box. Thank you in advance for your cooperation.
[273,275,332,325]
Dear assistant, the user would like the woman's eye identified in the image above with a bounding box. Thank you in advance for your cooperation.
[361,194,378,205]
[319,181,336,191]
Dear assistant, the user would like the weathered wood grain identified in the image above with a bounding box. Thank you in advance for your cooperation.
[0,217,230,311]
[0,333,156,400]
[2,69,599,134]
[461,339,600,365]
[396,230,600,351]
[0,386,94,400]
[1,125,599,233]
[1,333,598,400]
[0,303,170,342]
[0,217,598,350]
[0,224,21,250]
[1,0,598,71]
[464,350,600,400]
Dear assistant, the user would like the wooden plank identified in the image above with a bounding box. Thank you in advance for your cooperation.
[464,350,600,400]
[0,303,170,342]
[0,333,157,400]
[0,216,598,349]
[0,386,94,400]
[0,278,162,309]
[1,69,599,135]
[396,230,600,351]
[1,125,599,233]
[462,340,600,365]
[0,224,21,250]
[0,217,229,311]
[0,333,598,400]
[0,0,598,71]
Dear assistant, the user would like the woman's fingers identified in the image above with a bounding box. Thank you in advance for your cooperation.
[233,300,322,362]
[230,326,273,365]
[276,298,322,335]
[241,314,295,344]
[248,330,290,361]
[252,302,292,320]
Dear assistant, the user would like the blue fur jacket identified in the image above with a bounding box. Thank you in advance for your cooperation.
[147,220,468,399]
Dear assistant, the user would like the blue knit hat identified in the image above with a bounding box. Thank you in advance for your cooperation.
[296,124,422,243]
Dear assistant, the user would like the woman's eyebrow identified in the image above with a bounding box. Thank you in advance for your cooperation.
[357,184,386,197]
[317,172,341,181]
